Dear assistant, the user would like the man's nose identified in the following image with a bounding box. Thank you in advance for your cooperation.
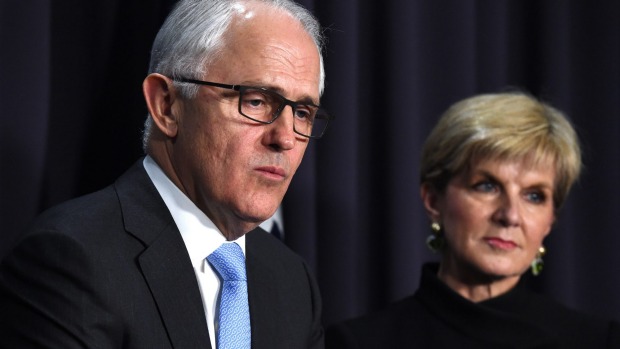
[268,105,297,150]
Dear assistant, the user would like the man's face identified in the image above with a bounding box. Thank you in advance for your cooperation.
[170,9,321,238]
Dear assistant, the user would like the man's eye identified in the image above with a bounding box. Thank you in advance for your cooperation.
[247,99,265,107]
[294,107,311,120]
[242,91,269,108]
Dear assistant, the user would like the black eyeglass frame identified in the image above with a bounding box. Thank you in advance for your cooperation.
[173,77,333,139]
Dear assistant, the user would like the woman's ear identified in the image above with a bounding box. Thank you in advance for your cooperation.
[143,73,179,138]
[420,182,442,223]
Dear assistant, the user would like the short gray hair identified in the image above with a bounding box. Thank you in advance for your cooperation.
[142,0,326,152]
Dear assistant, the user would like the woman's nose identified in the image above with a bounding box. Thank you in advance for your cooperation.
[492,194,521,227]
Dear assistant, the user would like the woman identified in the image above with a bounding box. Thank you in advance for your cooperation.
[326,92,620,348]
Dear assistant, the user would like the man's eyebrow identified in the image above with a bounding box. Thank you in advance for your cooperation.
[241,82,319,105]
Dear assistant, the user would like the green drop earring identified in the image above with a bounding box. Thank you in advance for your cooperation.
[426,222,444,253]
[530,246,546,276]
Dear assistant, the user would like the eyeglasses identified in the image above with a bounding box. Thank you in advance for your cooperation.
[173,77,333,139]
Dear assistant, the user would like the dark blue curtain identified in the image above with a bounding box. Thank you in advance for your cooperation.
[1,0,619,327]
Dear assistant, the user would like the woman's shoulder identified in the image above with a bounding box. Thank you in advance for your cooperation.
[325,294,455,348]
[328,293,424,331]
[504,288,620,347]
[517,289,610,324]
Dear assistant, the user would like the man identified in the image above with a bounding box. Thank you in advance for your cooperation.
[0,0,331,348]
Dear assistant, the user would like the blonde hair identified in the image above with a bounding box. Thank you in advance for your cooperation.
[420,91,582,209]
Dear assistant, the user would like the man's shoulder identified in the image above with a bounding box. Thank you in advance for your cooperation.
[24,160,151,242]
[32,185,119,232]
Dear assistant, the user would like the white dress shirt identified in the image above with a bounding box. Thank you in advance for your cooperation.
[143,156,245,349]
[258,205,284,237]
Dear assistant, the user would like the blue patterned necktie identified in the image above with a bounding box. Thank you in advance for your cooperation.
[207,242,251,349]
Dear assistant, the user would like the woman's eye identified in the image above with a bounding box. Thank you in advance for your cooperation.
[473,181,496,193]
[525,191,546,204]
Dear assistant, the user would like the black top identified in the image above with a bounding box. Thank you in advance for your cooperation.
[326,263,620,349]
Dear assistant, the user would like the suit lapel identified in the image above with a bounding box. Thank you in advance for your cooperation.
[139,225,212,349]
[115,160,212,349]
[245,229,282,348]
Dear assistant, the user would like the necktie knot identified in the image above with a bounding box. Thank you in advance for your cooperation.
[208,242,247,281]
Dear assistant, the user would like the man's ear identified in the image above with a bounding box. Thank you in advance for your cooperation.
[420,182,442,222]
[143,73,179,138]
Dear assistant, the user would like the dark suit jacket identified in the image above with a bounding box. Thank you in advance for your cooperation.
[326,263,620,349]
[0,160,324,349]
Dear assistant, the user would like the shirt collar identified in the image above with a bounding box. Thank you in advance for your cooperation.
[142,156,246,267]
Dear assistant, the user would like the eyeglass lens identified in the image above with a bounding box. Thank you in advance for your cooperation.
[239,88,328,138]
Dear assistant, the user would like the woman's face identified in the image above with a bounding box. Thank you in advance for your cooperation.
[423,157,556,282]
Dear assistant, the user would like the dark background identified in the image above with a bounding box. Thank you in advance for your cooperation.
[1,0,619,326]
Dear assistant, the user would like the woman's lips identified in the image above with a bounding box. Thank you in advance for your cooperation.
[484,237,517,250]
